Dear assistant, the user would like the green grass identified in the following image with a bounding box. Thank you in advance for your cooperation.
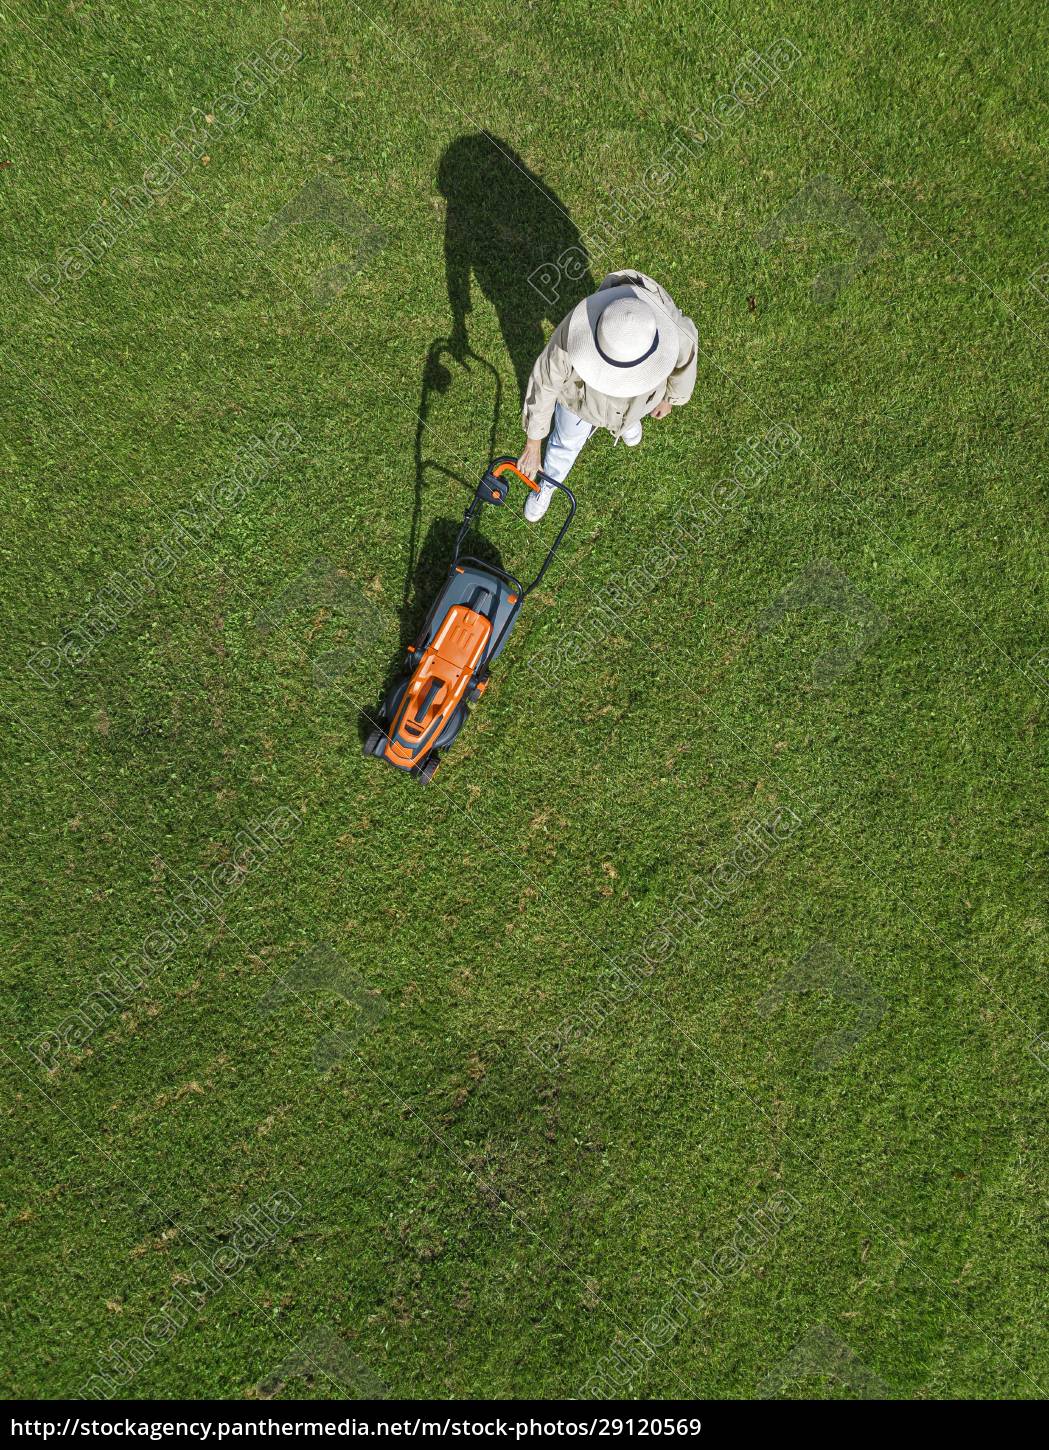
[1,0,1046,1401]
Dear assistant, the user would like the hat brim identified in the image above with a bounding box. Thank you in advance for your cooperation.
[565,284,680,398]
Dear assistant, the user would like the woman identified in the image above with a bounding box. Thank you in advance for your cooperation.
[517,270,698,520]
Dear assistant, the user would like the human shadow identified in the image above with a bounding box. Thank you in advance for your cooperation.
[438,131,595,402]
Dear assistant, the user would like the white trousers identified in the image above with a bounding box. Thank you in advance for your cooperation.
[540,403,596,484]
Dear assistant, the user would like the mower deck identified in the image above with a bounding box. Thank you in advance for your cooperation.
[365,458,575,783]
[382,603,492,772]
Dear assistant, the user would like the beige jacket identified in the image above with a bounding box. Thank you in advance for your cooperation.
[522,271,698,441]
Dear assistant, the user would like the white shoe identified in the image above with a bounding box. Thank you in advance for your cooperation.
[524,479,555,522]
[621,422,643,447]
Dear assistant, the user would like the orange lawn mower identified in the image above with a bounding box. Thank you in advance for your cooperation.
[364,456,576,783]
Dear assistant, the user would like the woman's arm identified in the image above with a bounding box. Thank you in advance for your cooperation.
[519,329,574,475]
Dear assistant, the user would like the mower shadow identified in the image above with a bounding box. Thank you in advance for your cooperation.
[355,330,507,748]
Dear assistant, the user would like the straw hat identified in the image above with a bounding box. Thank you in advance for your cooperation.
[565,280,679,397]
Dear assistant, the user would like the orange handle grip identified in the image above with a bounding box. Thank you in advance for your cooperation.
[492,459,541,493]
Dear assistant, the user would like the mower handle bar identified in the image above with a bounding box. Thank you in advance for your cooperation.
[484,455,576,595]
[491,458,542,493]
[452,455,577,597]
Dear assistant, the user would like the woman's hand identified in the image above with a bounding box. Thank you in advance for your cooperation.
[650,400,672,419]
[517,439,543,478]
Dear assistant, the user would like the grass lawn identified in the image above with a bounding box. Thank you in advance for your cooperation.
[1,0,1046,1402]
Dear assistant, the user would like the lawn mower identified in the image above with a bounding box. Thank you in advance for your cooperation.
[364,456,575,783]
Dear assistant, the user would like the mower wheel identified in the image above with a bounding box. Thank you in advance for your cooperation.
[415,753,440,785]
[363,728,385,757]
